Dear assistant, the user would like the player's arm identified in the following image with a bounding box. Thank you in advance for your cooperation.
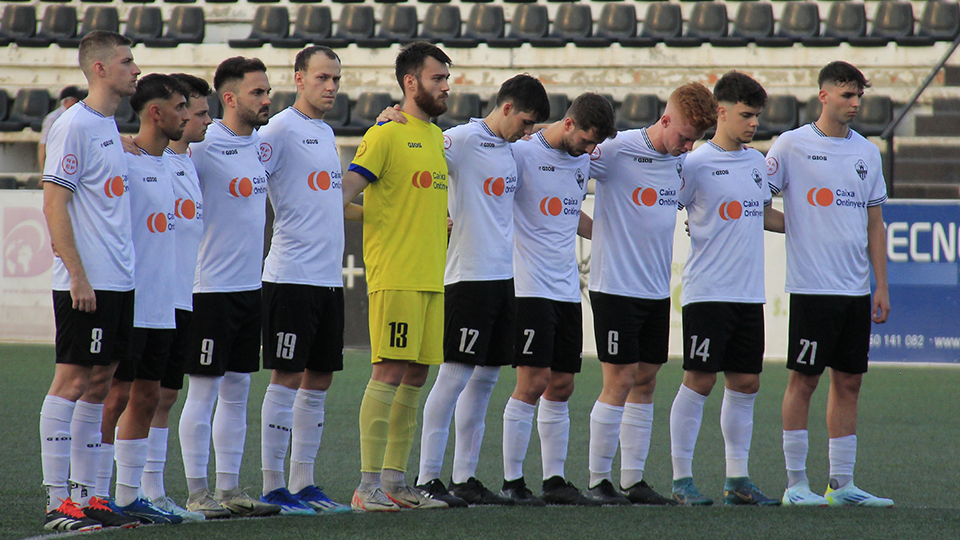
[43,182,96,312]
[578,211,593,240]
[376,104,406,125]
[867,204,890,323]
[763,204,784,233]
[37,144,46,173]
[120,134,141,155]
[342,170,370,210]
[344,202,363,222]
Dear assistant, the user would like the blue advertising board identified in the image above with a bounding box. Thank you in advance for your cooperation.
[871,200,960,363]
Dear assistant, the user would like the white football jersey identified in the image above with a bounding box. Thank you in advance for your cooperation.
[679,141,771,305]
[589,128,682,300]
[42,102,134,292]
[766,123,887,295]
[444,118,517,284]
[512,132,590,303]
[259,107,344,287]
[167,148,203,311]
[190,120,268,293]
[125,151,176,328]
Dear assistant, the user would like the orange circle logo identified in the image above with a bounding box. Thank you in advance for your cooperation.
[807,187,834,207]
[308,171,331,191]
[412,171,432,188]
[719,200,742,220]
[632,187,657,207]
[229,177,253,197]
[180,199,196,219]
[483,177,505,196]
[104,176,124,198]
[540,197,563,216]
[146,212,168,233]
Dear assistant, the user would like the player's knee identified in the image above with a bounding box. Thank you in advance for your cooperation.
[831,371,862,397]
[545,372,575,401]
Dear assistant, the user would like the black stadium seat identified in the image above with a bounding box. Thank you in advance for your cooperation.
[59,6,118,47]
[759,1,818,46]
[114,95,139,133]
[679,3,729,46]
[436,93,481,129]
[334,5,375,43]
[444,4,506,48]
[325,94,350,132]
[499,3,548,45]
[206,94,222,120]
[8,89,50,131]
[17,5,76,47]
[419,5,461,43]
[755,95,798,140]
[640,3,682,42]
[801,96,820,126]
[0,89,21,132]
[356,4,418,47]
[597,4,657,47]
[821,2,866,42]
[268,91,297,118]
[847,0,909,46]
[272,6,346,48]
[340,92,394,136]
[143,6,204,47]
[729,2,775,42]
[616,94,661,131]
[0,5,36,45]
[547,93,570,122]
[533,4,592,47]
[850,95,893,137]
[898,0,956,45]
[229,6,288,48]
[125,6,163,44]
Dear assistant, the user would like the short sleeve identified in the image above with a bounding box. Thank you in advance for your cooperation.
[349,123,390,182]
[765,134,788,196]
[258,126,281,177]
[866,147,888,206]
[442,127,461,171]
[590,137,617,182]
[677,161,695,208]
[42,116,84,191]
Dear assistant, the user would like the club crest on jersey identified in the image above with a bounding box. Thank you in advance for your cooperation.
[443,135,452,150]
[259,142,273,162]
[752,168,762,189]
[590,147,601,161]
[61,154,78,175]
[855,159,868,181]
[765,156,778,176]
[575,168,585,189]
[676,161,683,177]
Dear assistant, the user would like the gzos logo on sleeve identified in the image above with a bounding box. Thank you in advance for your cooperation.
[410,171,448,191]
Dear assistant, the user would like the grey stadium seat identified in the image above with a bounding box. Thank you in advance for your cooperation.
[547,93,570,123]
[498,3,548,46]
[17,5,75,47]
[0,5,36,45]
[533,4,593,47]
[340,92,395,136]
[334,5,375,43]
[419,5,461,43]
[229,6,289,48]
[436,93,482,130]
[114,96,139,133]
[59,6,119,47]
[125,6,163,44]
[729,2,775,43]
[850,95,893,137]
[271,6,347,48]
[444,4,507,48]
[897,0,957,45]
[142,6,204,47]
[616,94,661,131]
[640,3,682,42]
[268,91,297,118]
[755,95,798,140]
[356,5,418,47]
[8,89,50,132]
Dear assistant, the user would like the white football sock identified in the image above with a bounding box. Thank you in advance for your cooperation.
[142,427,168,501]
[261,383,296,494]
[588,400,623,488]
[452,365,499,484]
[783,429,809,488]
[289,388,326,494]
[179,375,221,492]
[670,384,707,480]
[537,398,570,481]
[214,371,250,492]
[829,434,857,488]
[720,388,756,479]
[418,362,474,483]
[502,397,536,482]
[70,400,103,506]
[114,438,148,507]
[620,402,654,488]
[95,442,114,499]
[40,395,75,511]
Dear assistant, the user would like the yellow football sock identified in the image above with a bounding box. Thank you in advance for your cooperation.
[359,379,397,473]
[382,383,422,473]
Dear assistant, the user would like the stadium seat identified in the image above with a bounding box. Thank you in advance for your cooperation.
[729,2,774,42]
[23,176,43,190]
[616,94,660,130]
[206,94,222,120]
[436,93,481,129]
[498,3,548,46]
[374,0,408,4]
[249,0,282,4]
[229,6,289,48]
[272,6,346,48]
[547,93,570,122]
[901,0,959,44]
[532,3,593,47]
[821,2,866,42]
[142,6,204,47]
[356,5,418,47]
[7,89,50,132]
[0,177,18,190]
[206,0,238,4]
[268,91,297,118]
[332,0,366,4]
[640,3,682,42]
[801,96,820,126]
[0,89,20,132]
[503,0,537,4]
[419,5,461,42]
[162,0,195,4]
[850,95,893,136]
[334,5,375,43]
[17,5,76,47]
[676,3,729,47]
[592,4,656,47]
[444,5,507,48]
[125,6,163,44]
[0,5,36,45]
[325,93,350,130]
[842,0,907,46]
[759,1,818,46]
[755,95,798,140]
[58,6,119,48]
[114,96,139,133]
[341,92,394,136]
[418,0,452,4]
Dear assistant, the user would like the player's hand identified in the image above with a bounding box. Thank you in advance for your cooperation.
[71,275,96,312]
[376,105,405,125]
[872,287,890,323]
[447,216,453,234]
[121,135,141,156]
[684,219,690,237]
